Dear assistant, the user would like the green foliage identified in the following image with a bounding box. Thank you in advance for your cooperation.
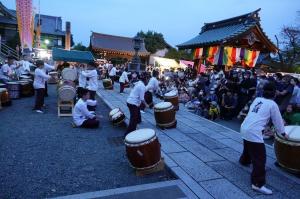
[137,31,168,53]
[165,48,193,61]
[72,42,88,51]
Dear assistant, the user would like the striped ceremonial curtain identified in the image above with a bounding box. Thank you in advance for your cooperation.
[194,48,203,59]
[244,49,260,67]
[16,0,34,51]
[207,46,219,64]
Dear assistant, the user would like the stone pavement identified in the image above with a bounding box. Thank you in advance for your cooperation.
[97,82,300,199]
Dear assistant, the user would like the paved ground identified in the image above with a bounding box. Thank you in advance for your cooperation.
[0,85,175,199]
[97,82,300,199]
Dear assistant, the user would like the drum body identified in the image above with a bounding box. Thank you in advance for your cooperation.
[18,81,33,97]
[164,91,179,111]
[62,68,77,81]
[48,72,58,84]
[6,82,20,99]
[0,88,11,106]
[274,126,300,174]
[125,129,161,170]
[58,80,76,101]
[109,108,125,126]
[103,79,113,90]
[154,102,176,128]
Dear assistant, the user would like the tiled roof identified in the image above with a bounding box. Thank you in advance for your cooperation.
[34,14,65,36]
[177,9,275,50]
[90,32,150,55]
[52,48,94,63]
[6,9,65,36]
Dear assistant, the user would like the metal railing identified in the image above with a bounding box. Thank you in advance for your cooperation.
[0,42,20,61]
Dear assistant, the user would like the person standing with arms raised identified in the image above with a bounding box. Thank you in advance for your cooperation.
[239,82,287,195]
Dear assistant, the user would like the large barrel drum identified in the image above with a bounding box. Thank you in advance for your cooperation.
[18,80,34,97]
[274,126,300,174]
[154,102,176,128]
[109,108,125,126]
[125,128,161,170]
[0,88,11,106]
[58,80,76,101]
[164,90,179,111]
[102,79,113,90]
[62,68,77,81]
[48,72,58,84]
[6,82,21,99]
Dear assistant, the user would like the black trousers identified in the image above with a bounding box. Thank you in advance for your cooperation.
[239,140,266,187]
[120,82,125,93]
[34,88,45,110]
[109,76,115,85]
[126,103,141,135]
[81,118,99,128]
[45,82,48,96]
[77,87,84,99]
[87,90,96,111]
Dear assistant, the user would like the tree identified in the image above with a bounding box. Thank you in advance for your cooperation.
[137,31,168,53]
[275,11,300,71]
[165,48,193,61]
[72,42,88,51]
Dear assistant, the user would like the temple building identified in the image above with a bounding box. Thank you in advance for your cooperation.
[0,1,67,49]
[177,9,277,71]
[90,32,150,64]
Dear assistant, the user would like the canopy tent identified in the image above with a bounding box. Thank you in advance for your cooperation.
[179,60,194,68]
[52,48,94,63]
[153,57,181,70]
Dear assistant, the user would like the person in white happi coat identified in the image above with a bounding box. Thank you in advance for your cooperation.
[119,68,129,93]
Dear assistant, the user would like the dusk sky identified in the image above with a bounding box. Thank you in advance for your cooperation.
[3,0,300,47]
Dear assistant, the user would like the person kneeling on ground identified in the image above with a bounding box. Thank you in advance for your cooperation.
[73,89,100,128]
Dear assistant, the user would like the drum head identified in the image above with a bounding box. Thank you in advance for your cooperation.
[6,82,19,85]
[154,102,172,109]
[285,126,300,142]
[20,75,31,79]
[103,79,111,83]
[125,128,156,144]
[109,108,120,117]
[58,87,76,101]
[164,90,178,97]
[112,111,123,120]
[62,68,77,81]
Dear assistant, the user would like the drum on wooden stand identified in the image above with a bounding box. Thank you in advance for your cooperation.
[109,108,125,126]
[154,102,176,129]
[0,88,11,106]
[274,126,300,174]
[58,80,76,101]
[62,68,77,81]
[164,90,179,111]
[125,128,161,170]
[103,79,113,90]
[6,82,21,99]
[48,72,58,84]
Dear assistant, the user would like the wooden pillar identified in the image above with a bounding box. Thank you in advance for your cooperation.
[65,22,71,50]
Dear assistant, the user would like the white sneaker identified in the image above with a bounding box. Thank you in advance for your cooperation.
[140,110,145,114]
[252,184,273,195]
[35,110,44,114]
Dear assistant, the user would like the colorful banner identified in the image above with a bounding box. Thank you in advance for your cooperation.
[207,46,219,64]
[195,46,260,68]
[16,0,34,51]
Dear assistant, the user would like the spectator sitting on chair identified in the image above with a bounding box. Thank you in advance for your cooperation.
[73,88,99,128]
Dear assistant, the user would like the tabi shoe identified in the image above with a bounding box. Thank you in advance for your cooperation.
[251,185,273,195]
[35,110,44,114]
[140,110,145,114]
